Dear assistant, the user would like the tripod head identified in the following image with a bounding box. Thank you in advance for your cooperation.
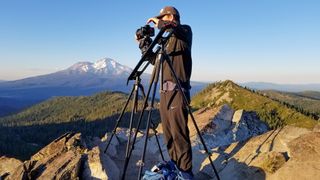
[127,27,174,84]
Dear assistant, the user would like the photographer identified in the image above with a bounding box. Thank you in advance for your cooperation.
[137,6,193,179]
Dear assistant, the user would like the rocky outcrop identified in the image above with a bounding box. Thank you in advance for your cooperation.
[268,131,320,180]
[193,104,268,148]
[82,146,120,180]
[1,133,84,180]
[0,132,120,180]
[193,125,320,180]
[1,108,319,180]
[0,157,22,179]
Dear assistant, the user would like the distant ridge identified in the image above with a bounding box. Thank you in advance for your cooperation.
[259,90,320,119]
[192,80,318,129]
[241,82,320,92]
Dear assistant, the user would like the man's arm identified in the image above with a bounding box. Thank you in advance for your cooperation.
[156,20,192,45]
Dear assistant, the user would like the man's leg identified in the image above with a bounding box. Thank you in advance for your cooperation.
[160,92,177,161]
[168,91,192,172]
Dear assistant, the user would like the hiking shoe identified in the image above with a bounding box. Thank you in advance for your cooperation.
[151,160,177,172]
[149,160,178,179]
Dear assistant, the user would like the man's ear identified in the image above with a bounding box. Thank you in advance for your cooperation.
[169,14,174,21]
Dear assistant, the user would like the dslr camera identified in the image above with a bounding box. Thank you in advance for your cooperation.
[136,24,155,40]
[136,25,155,54]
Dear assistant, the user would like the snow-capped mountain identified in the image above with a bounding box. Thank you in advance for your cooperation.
[0,58,136,116]
[66,58,132,77]
[0,58,133,89]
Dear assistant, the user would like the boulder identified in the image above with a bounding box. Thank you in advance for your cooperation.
[231,110,268,142]
[194,105,268,149]
[210,126,319,180]
[0,157,22,179]
[1,132,85,180]
[82,146,120,180]
[269,132,320,180]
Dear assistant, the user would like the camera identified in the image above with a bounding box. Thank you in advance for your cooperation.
[136,25,155,40]
[136,25,155,54]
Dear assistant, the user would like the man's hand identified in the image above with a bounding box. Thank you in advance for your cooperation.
[147,17,160,28]
[134,34,139,43]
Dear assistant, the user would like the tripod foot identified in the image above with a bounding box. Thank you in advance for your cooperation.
[136,160,145,167]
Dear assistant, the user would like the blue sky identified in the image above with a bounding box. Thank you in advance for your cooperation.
[0,0,319,83]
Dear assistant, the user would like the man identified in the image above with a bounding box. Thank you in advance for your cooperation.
[141,6,193,179]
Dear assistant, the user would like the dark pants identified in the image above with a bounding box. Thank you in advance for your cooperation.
[160,90,192,171]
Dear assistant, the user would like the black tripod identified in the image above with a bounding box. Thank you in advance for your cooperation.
[103,68,165,174]
[106,27,220,180]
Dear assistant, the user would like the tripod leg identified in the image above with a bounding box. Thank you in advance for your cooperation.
[125,78,140,155]
[104,84,135,154]
[162,53,221,180]
[121,77,141,179]
[140,80,165,161]
[137,60,161,179]
[121,60,159,180]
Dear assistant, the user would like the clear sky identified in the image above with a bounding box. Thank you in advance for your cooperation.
[0,0,319,83]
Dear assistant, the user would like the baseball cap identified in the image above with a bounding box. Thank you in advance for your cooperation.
[156,6,180,19]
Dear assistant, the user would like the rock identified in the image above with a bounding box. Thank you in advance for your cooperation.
[35,150,82,179]
[194,105,268,149]
[31,132,84,162]
[223,126,310,166]
[231,110,268,142]
[94,135,119,157]
[313,123,320,132]
[0,156,22,179]
[258,152,286,173]
[232,110,244,123]
[217,158,265,180]
[207,126,319,180]
[28,133,84,179]
[82,146,120,180]
[1,110,319,180]
[132,134,167,156]
[192,147,227,178]
[207,104,234,133]
[269,132,320,180]
[2,132,86,180]
[188,107,221,139]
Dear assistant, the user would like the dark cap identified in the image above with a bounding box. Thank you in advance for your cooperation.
[156,6,180,19]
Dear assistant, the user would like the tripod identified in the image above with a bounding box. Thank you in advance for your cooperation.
[103,70,165,174]
[105,27,220,180]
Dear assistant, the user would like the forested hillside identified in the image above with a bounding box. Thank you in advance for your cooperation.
[0,91,159,160]
[259,90,320,119]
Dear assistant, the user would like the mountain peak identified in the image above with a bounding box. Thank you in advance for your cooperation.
[66,58,132,76]
[93,58,116,70]
[68,61,93,72]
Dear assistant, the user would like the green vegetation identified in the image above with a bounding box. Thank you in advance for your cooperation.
[298,91,320,100]
[260,90,320,120]
[0,91,160,160]
[191,80,318,129]
[1,91,132,126]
